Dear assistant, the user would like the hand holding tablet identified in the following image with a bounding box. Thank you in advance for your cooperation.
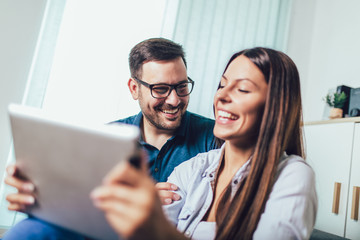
[8,104,140,240]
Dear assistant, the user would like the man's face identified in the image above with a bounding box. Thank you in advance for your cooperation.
[130,57,189,131]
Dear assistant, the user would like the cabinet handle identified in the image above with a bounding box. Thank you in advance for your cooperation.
[351,186,360,221]
[332,182,341,214]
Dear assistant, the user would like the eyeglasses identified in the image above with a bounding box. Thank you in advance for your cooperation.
[134,77,194,99]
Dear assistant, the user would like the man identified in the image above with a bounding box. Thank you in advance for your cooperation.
[3,38,218,239]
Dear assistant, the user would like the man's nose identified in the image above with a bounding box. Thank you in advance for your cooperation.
[165,88,181,106]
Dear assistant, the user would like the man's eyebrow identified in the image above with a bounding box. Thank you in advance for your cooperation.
[154,79,188,86]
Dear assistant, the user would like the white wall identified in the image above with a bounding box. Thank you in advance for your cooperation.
[288,0,360,122]
[0,0,47,227]
[42,0,169,124]
[0,0,173,229]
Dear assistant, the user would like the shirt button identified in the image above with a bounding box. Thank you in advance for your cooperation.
[185,231,191,237]
[234,180,238,184]
[154,168,159,172]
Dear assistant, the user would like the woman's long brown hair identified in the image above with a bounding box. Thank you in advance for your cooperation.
[215,47,304,239]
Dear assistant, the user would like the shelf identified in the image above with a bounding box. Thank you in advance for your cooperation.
[304,117,360,126]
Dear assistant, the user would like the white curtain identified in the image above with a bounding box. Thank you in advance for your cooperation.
[172,0,293,118]
[0,0,66,228]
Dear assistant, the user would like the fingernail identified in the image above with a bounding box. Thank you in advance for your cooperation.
[25,196,35,204]
[90,188,101,199]
[90,189,98,199]
[92,199,102,207]
[171,184,178,190]
[164,198,172,204]
[173,194,181,201]
[7,167,15,176]
[23,183,34,192]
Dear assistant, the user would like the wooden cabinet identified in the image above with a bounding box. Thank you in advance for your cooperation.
[304,120,360,239]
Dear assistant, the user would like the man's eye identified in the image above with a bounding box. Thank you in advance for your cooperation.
[177,83,187,89]
[153,86,169,94]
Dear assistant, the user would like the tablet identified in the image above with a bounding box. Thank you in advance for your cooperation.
[8,104,140,240]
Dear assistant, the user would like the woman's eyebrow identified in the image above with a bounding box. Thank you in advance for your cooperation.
[222,75,258,87]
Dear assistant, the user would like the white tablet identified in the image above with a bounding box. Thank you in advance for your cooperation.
[8,104,140,240]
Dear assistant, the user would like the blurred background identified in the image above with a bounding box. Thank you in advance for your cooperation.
[1,0,359,231]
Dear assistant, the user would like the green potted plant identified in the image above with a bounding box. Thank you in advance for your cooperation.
[324,91,347,119]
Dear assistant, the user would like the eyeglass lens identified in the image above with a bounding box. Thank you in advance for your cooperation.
[152,82,192,98]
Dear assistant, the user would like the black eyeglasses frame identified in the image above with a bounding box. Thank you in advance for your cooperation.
[134,77,194,99]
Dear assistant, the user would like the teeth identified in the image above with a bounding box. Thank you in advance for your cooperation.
[218,110,238,120]
[162,109,178,114]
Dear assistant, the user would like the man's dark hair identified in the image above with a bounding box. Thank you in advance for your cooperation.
[129,38,186,79]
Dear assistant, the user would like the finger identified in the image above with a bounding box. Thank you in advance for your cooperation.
[103,162,149,187]
[158,191,181,205]
[91,184,153,206]
[6,193,35,205]
[4,175,35,193]
[91,184,135,204]
[91,184,157,215]
[6,165,16,176]
[94,197,151,230]
[7,203,26,212]
[158,190,175,204]
[93,197,140,218]
[102,161,128,184]
[155,182,178,191]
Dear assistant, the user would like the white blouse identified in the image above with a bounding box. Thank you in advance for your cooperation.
[163,143,318,240]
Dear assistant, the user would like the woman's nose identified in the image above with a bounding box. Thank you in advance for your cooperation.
[216,87,232,103]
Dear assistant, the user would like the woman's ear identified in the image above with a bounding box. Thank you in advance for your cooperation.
[128,78,139,100]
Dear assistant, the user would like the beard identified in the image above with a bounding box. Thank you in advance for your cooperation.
[138,92,188,131]
[142,103,187,130]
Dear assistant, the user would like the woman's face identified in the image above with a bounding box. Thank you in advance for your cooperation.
[213,55,268,145]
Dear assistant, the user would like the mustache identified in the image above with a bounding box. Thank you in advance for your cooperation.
[154,102,185,111]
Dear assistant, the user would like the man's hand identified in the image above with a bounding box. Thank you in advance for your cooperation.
[155,182,181,205]
[4,164,35,212]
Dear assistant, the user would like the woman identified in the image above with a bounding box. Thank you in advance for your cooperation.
[91,47,317,240]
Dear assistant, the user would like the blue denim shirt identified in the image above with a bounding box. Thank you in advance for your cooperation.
[112,111,217,182]
[164,144,318,240]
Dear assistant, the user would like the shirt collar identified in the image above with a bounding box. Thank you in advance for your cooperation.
[204,144,288,192]
[173,111,190,137]
[204,143,253,182]
[132,112,143,127]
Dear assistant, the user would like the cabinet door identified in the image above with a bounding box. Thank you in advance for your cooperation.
[346,123,360,239]
[304,122,354,236]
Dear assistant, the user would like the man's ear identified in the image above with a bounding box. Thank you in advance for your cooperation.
[128,78,139,100]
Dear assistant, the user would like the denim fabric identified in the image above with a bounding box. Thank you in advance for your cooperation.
[3,218,85,240]
[163,144,318,240]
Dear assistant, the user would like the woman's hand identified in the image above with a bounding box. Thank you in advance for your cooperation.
[155,182,181,205]
[90,152,185,239]
[4,164,36,212]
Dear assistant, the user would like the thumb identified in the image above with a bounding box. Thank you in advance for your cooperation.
[102,150,148,186]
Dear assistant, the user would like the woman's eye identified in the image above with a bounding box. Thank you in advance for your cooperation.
[238,89,250,93]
